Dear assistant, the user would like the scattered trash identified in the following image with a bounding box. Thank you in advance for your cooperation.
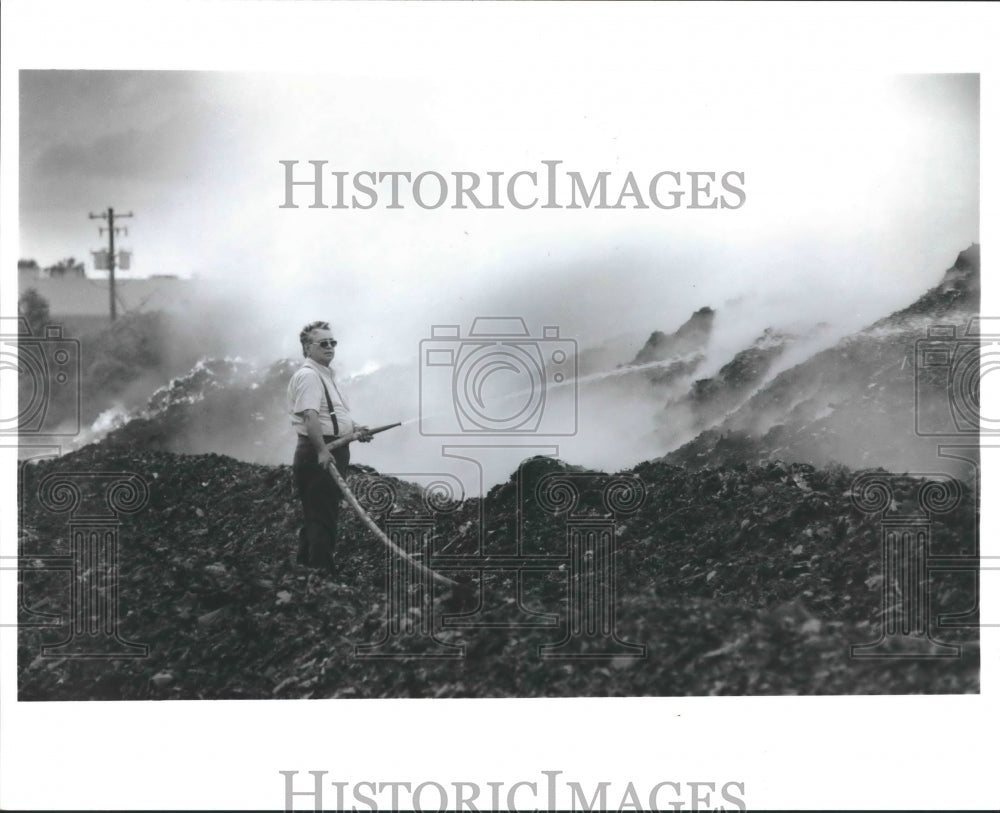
[150,671,174,689]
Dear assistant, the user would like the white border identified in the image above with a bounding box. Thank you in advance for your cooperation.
[2,2,997,810]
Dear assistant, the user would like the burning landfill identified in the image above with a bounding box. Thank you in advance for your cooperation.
[17,246,982,699]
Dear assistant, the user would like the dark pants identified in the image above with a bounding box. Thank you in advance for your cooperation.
[293,435,351,575]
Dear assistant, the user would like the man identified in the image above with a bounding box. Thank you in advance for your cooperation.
[287,320,372,575]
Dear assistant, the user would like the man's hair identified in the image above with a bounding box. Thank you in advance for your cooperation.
[299,320,331,356]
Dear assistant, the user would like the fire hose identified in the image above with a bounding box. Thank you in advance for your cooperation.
[322,424,459,589]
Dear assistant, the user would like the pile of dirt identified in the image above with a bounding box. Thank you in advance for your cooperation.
[664,245,981,472]
[630,307,714,367]
[94,357,298,463]
[18,446,978,700]
[17,248,982,700]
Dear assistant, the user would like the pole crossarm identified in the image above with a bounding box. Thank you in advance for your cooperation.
[89,207,134,322]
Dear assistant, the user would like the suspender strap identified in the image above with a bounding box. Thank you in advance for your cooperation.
[313,370,340,437]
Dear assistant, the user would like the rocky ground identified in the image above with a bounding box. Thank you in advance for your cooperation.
[17,246,982,700]
[665,245,981,472]
[18,446,978,700]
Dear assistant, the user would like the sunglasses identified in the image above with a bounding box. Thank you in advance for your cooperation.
[313,339,338,349]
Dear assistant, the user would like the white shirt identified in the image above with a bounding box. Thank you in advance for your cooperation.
[287,358,355,438]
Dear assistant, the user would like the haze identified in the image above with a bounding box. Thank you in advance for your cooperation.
[19,71,978,372]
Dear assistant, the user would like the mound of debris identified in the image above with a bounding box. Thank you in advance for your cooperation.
[664,245,981,473]
[631,307,715,366]
[94,357,298,463]
[669,327,800,432]
[883,243,980,323]
[18,445,978,700]
[628,306,715,386]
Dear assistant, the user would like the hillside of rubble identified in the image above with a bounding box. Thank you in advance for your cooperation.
[17,246,982,699]
[663,245,981,472]
[17,447,978,700]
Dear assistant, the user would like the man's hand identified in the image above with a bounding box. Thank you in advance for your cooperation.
[356,425,374,443]
[302,410,335,466]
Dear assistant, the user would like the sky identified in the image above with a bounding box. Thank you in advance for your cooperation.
[17,69,980,369]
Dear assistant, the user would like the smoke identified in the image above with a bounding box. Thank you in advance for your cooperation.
[22,73,978,488]
[42,69,968,375]
[72,232,976,492]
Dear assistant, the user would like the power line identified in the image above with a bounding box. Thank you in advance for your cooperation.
[89,207,133,322]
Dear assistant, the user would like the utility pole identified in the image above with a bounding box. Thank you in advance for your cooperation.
[89,207,133,322]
